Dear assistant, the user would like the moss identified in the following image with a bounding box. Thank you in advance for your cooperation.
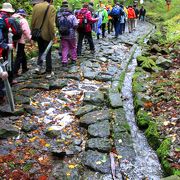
[136,109,151,129]
[133,94,144,112]
[118,71,126,91]
[145,122,161,150]
[123,122,131,134]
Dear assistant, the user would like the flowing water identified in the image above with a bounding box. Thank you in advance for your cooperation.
[121,47,163,180]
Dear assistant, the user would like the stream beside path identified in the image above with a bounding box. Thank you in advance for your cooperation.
[0,21,162,179]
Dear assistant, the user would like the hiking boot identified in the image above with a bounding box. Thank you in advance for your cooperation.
[62,62,68,67]
[70,60,76,65]
[35,65,42,73]
[22,68,29,74]
[46,71,54,78]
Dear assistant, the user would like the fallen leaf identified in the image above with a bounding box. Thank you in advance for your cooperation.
[68,164,75,169]
[96,161,102,165]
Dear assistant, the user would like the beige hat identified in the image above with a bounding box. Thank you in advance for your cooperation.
[0,3,15,13]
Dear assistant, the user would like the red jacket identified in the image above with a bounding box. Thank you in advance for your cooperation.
[128,7,136,19]
[77,8,97,32]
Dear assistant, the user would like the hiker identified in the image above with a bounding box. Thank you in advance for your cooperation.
[119,5,126,34]
[0,2,15,104]
[12,9,32,77]
[97,5,108,39]
[139,6,146,21]
[106,1,113,34]
[31,0,56,78]
[56,1,78,67]
[76,3,98,56]
[110,2,124,38]
[127,5,136,33]
[133,5,139,29]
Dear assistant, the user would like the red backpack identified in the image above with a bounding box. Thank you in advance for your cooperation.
[76,10,88,31]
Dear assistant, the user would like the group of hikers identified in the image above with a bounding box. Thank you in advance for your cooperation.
[0,0,146,106]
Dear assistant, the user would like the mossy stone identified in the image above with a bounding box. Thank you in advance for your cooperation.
[137,109,150,129]
[145,122,160,150]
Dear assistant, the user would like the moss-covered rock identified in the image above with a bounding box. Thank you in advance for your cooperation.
[145,122,161,150]
[136,109,151,129]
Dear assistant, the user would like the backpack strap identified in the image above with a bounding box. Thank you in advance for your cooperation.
[40,4,50,30]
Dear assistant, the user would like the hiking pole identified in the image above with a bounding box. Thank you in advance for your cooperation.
[7,28,13,72]
[40,40,53,63]
[0,59,15,112]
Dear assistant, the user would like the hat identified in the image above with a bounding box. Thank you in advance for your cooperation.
[61,1,68,8]
[31,0,44,5]
[17,9,27,16]
[0,3,15,13]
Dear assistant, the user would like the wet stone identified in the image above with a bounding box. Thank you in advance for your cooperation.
[161,175,180,180]
[22,120,38,132]
[15,95,30,104]
[88,120,110,138]
[75,105,98,117]
[50,162,80,180]
[49,79,68,90]
[83,71,98,80]
[79,110,110,127]
[95,74,112,82]
[83,91,104,105]
[83,150,111,174]
[18,89,39,97]
[25,83,49,90]
[68,66,79,73]
[156,56,172,69]
[108,92,123,108]
[44,128,61,138]
[65,74,81,81]
[0,122,19,139]
[24,105,40,115]
[86,138,112,152]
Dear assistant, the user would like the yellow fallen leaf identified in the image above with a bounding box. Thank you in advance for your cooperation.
[96,161,102,165]
[66,172,71,176]
[163,121,169,126]
[45,143,51,147]
[117,155,122,159]
[68,164,75,169]
[48,127,53,131]
[29,136,38,142]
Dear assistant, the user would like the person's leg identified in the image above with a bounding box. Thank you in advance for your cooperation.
[86,32,95,52]
[37,37,46,67]
[61,38,69,64]
[69,38,77,62]
[77,32,84,56]
[14,43,22,75]
[102,23,106,38]
[107,20,110,34]
[119,23,123,35]
[21,44,28,73]
[111,19,114,32]
[44,40,52,73]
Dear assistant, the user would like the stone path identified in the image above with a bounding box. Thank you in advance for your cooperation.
[0,21,158,179]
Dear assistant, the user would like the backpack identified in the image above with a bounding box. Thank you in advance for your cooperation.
[76,10,88,30]
[56,12,72,36]
[5,17,23,41]
[110,6,120,17]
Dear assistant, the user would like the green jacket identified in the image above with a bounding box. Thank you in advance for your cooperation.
[31,2,56,41]
[98,8,108,24]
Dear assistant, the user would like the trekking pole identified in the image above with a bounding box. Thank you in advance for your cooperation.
[0,59,15,112]
[7,28,13,72]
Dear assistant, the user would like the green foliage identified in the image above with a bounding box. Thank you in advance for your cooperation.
[137,55,158,72]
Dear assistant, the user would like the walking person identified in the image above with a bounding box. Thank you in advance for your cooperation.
[0,2,15,103]
[12,9,32,77]
[139,6,146,21]
[56,1,78,67]
[127,5,136,33]
[133,4,139,29]
[106,0,113,34]
[31,0,56,78]
[76,3,98,56]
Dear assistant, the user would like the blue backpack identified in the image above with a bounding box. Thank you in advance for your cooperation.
[110,6,120,17]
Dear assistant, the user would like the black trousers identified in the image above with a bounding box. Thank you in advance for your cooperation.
[102,23,106,38]
[37,37,52,73]
[77,31,95,55]
[14,43,27,74]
